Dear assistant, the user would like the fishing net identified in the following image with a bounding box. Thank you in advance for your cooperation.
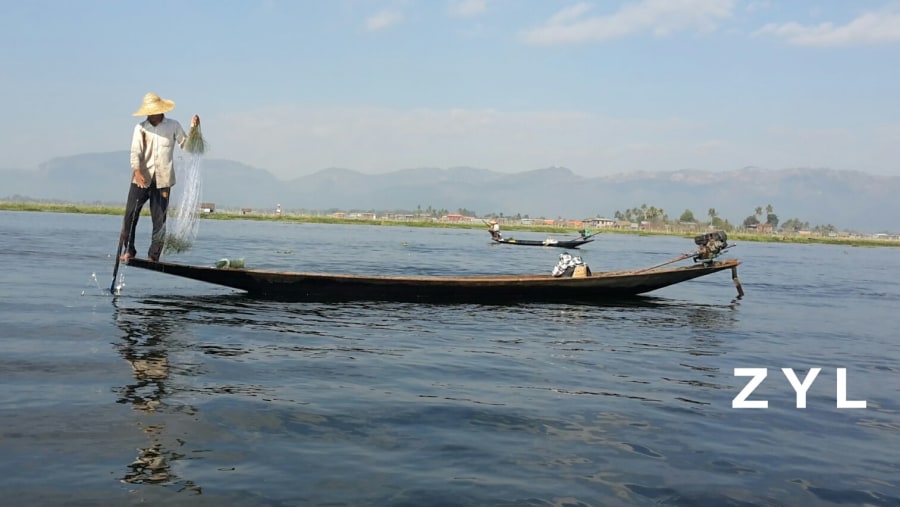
[184,122,206,154]
[164,122,207,255]
[163,153,203,254]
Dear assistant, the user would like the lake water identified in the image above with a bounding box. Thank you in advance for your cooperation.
[1,210,898,506]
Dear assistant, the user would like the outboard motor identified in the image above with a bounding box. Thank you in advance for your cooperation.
[693,231,729,262]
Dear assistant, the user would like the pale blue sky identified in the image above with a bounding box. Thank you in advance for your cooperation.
[1,0,898,178]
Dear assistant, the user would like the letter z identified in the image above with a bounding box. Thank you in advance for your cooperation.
[733,368,768,408]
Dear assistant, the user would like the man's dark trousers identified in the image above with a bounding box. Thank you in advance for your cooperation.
[122,179,170,261]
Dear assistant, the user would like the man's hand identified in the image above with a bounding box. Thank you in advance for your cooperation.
[134,170,147,188]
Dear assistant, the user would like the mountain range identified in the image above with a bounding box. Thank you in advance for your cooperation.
[3,152,898,232]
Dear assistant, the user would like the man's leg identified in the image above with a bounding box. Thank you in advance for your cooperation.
[122,183,150,260]
[147,185,170,261]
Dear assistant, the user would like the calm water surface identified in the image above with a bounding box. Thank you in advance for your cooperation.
[1,211,898,506]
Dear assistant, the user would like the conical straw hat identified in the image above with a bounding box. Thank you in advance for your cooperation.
[132,92,175,116]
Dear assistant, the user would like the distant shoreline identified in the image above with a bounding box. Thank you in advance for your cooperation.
[2,201,898,248]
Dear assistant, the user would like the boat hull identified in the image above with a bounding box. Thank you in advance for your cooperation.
[126,258,741,303]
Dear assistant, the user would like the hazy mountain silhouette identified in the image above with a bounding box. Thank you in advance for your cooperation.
[3,152,898,232]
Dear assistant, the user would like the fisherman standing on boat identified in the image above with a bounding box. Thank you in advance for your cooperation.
[488,219,502,240]
[120,93,199,263]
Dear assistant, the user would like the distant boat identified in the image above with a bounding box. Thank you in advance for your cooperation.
[488,225,595,249]
[123,257,743,303]
[490,235,593,249]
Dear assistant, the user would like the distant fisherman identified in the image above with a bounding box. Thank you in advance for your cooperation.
[488,219,502,240]
[120,93,200,262]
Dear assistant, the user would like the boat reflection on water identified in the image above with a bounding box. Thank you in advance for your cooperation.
[113,299,201,494]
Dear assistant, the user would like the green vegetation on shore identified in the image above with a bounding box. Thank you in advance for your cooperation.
[2,200,898,248]
[2,201,124,215]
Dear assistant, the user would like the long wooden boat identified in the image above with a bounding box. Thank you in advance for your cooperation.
[491,236,594,248]
[125,258,742,303]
